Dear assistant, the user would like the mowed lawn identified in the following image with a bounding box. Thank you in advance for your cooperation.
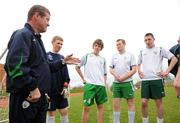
[55,86,180,123]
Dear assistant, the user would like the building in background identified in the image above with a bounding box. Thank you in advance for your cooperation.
[0,64,6,90]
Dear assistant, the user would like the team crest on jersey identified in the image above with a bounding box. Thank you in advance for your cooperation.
[114,57,118,61]
[142,52,147,56]
[100,60,104,64]
[22,100,30,109]
[89,54,93,57]
[153,51,158,55]
[47,54,53,60]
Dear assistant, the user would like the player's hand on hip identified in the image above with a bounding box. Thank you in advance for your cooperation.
[138,71,144,79]
[27,88,41,102]
[158,71,169,78]
[114,74,119,80]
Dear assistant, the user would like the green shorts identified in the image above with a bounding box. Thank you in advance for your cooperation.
[112,81,134,99]
[141,79,165,99]
[83,83,108,106]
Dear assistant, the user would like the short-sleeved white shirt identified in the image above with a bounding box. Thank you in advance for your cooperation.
[138,46,174,80]
[78,53,107,86]
[110,52,136,82]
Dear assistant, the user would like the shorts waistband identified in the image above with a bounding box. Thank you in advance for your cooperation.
[142,79,163,82]
[113,80,133,84]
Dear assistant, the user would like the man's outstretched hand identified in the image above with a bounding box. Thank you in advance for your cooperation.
[64,54,80,65]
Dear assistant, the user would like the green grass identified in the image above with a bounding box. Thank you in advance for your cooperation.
[0,108,8,121]
[70,87,83,93]
[0,89,9,122]
[55,86,180,123]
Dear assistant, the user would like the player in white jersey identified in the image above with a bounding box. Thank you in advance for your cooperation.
[75,39,107,123]
[110,39,137,123]
[138,33,177,123]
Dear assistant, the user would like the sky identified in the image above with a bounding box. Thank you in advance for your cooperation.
[0,0,180,86]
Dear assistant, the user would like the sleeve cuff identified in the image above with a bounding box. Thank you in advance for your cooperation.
[27,77,38,92]
[61,58,66,65]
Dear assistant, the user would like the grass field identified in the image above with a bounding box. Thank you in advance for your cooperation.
[0,86,180,123]
[0,90,8,123]
[55,86,180,123]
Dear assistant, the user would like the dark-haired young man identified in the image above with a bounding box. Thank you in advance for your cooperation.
[138,33,177,123]
[75,39,108,123]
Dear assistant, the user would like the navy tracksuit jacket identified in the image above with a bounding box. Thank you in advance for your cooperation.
[169,44,180,76]
[4,23,65,94]
[4,23,65,123]
[47,52,70,96]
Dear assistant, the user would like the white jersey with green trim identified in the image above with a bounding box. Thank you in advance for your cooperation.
[78,53,107,86]
[138,46,174,80]
[110,52,136,82]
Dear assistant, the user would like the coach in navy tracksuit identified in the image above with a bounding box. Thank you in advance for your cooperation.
[46,36,70,123]
[169,42,180,76]
[169,37,180,98]
[4,5,79,123]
